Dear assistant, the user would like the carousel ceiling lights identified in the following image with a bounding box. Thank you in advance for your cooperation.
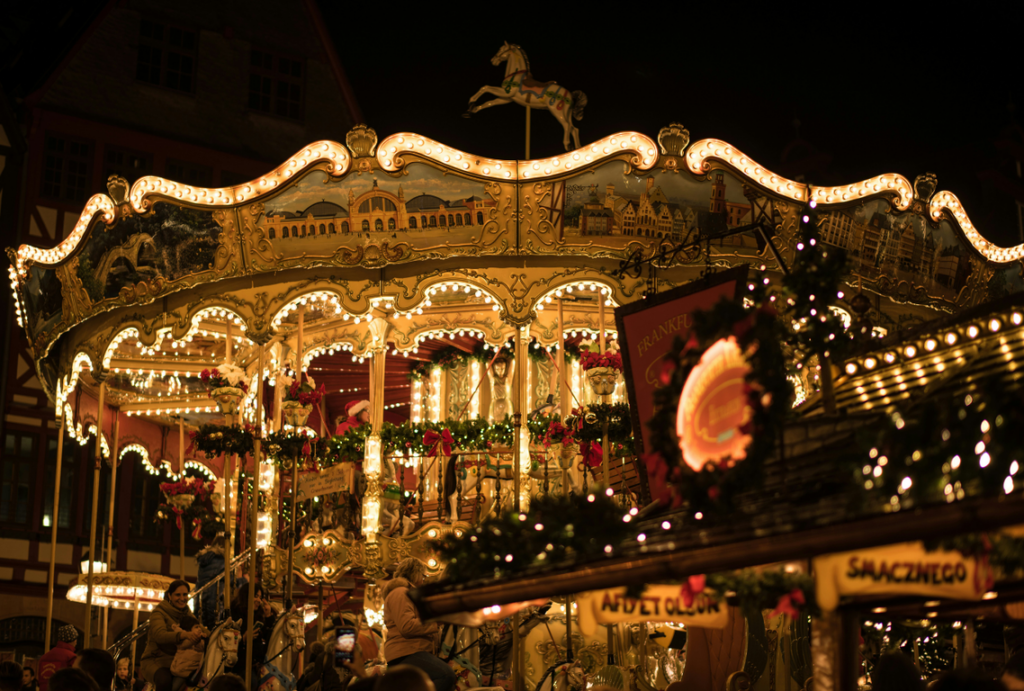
[67,572,177,612]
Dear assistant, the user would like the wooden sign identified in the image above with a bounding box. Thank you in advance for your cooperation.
[576,584,729,636]
[813,541,991,611]
[615,267,748,455]
[296,464,350,501]
[676,336,753,471]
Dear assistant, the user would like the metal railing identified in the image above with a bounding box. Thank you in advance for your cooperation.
[108,549,251,658]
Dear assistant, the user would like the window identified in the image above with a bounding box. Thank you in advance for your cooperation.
[291,225,297,237]
[439,215,446,227]
[374,219,383,231]
[476,212,484,225]
[448,214,454,226]
[329,223,335,233]
[269,228,276,239]
[137,19,197,93]
[463,213,470,225]
[319,223,326,235]
[166,159,213,187]
[388,218,395,231]
[342,221,349,233]
[409,217,417,229]
[361,220,369,232]
[282,227,289,238]
[248,49,304,120]
[41,136,92,203]
[301,225,306,237]
[1,432,35,525]
[421,215,427,227]
[104,147,153,185]
[430,216,437,227]
[42,437,76,529]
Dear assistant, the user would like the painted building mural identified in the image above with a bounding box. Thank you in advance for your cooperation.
[256,164,499,254]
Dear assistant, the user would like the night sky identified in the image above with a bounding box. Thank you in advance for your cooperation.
[322,5,1024,247]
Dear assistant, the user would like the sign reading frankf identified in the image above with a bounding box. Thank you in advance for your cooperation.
[614,267,747,456]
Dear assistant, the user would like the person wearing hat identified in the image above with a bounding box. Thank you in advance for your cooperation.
[335,400,371,437]
[37,626,77,691]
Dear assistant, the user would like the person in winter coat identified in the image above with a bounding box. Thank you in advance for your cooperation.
[195,535,225,629]
[37,625,77,691]
[140,580,203,691]
[382,558,455,691]
[334,400,370,437]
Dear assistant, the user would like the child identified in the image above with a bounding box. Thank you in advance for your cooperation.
[170,614,207,690]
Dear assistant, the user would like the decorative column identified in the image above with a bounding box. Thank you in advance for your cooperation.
[362,315,389,578]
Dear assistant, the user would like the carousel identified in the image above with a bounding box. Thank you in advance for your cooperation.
[9,44,1024,691]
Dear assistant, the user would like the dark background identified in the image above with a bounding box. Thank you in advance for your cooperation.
[320,5,1024,247]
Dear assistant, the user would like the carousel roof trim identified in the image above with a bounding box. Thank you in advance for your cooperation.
[10,128,1023,287]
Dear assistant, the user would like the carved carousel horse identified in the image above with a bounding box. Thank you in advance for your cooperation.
[258,606,306,691]
[196,619,242,687]
[465,42,587,151]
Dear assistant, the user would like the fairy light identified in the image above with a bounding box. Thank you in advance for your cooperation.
[377,131,657,179]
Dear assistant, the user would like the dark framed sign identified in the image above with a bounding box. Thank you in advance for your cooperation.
[614,266,749,457]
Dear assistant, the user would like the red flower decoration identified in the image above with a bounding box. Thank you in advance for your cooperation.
[770,588,805,620]
[679,574,706,607]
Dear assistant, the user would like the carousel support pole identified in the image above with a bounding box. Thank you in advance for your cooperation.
[245,343,265,689]
[598,295,610,487]
[223,448,234,621]
[45,408,67,650]
[101,411,120,649]
[316,582,324,640]
[284,307,306,608]
[557,301,570,496]
[179,416,186,580]
[129,586,140,670]
[85,380,105,645]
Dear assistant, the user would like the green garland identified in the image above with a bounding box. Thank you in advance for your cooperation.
[925,532,1024,579]
[858,372,1024,511]
[706,569,818,618]
[190,424,255,459]
[430,492,633,583]
[564,403,633,448]
[646,287,790,515]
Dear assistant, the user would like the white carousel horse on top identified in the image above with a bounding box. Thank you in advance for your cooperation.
[195,618,242,687]
[465,42,588,151]
[258,605,306,691]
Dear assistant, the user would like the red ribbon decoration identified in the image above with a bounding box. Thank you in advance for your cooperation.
[769,588,806,620]
[423,428,453,457]
[578,441,603,469]
[171,507,184,530]
[302,440,312,457]
[191,518,203,540]
[679,574,706,608]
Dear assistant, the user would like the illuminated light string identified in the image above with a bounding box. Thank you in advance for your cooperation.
[537,281,617,311]
[128,140,350,213]
[125,406,216,417]
[271,291,355,330]
[931,191,1024,264]
[844,311,1021,376]
[376,131,657,179]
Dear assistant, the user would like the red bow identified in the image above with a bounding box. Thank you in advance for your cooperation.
[770,588,805,620]
[171,507,184,530]
[302,440,312,457]
[423,428,453,457]
[191,518,203,540]
[679,574,706,607]
[579,441,603,469]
